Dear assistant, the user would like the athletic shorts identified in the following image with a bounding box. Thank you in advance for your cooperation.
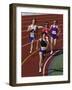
[29,36,35,42]
[39,49,46,55]
[51,34,57,39]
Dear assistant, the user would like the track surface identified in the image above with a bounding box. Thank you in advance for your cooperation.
[21,31,63,77]
[21,14,63,77]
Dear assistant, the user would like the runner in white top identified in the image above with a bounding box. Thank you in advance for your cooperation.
[27,18,43,53]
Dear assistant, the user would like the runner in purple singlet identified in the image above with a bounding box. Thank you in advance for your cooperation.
[50,20,60,54]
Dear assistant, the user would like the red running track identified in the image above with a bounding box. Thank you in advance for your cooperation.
[21,14,63,77]
[21,32,63,77]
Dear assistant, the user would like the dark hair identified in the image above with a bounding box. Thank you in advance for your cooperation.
[42,32,47,36]
[44,22,48,27]
[53,20,57,23]
[32,18,36,24]
[32,18,36,20]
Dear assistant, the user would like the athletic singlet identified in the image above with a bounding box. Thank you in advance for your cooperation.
[40,38,47,47]
[30,25,37,37]
[50,25,58,35]
[42,28,49,35]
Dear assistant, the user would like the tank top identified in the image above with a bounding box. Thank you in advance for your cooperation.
[51,25,58,35]
[40,39,47,47]
[42,28,49,35]
[30,25,37,37]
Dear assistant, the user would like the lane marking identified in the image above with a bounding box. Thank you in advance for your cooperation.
[22,38,63,47]
[22,40,38,47]
[22,35,29,39]
[43,50,60,76]
[22,49,39,65]
[22,42,30,47]
[22,30,28,32]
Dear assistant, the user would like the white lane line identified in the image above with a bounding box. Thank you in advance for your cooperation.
[43,50,60,76]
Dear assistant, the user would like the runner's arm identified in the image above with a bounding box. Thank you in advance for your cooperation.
[27,25,32,32]
[36,38,41,50]
[46,37,49,49]
[37,26,43,29]
[36,39,39,50]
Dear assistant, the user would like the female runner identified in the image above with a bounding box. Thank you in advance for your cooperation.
[50,20,60,54]
[36,32,49,72]
[27,18,43,53]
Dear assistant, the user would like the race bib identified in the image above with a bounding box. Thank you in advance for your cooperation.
[52,31,56,34]
[30,32,34,37]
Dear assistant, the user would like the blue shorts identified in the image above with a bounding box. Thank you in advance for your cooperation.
[40,49,46,55]
[29,36,35,42]
[51,34,57,39]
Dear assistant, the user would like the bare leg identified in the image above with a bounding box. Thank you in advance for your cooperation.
[54,39,56,46]
[39,52,42,72]
[46,36,49,51]
[50,37,53,54]
[30,40,33,53]
[36,40,38,50]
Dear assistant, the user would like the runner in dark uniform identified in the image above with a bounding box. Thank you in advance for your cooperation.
[36,32,49,72]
